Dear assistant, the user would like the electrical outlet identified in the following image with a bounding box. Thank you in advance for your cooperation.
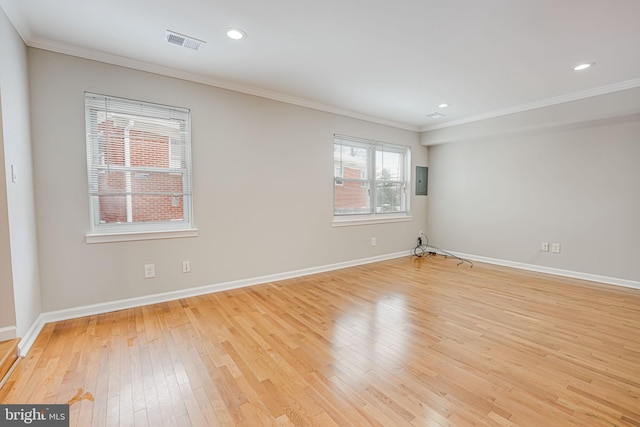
[371,237,377,246]
[144,264,155,279]
[182,261,191,273]
[541,242,549,252]
[419,230,423,237]
[551,243,561,253]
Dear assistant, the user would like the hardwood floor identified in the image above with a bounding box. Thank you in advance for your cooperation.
[1,256,640,426]
[0,338,20,384]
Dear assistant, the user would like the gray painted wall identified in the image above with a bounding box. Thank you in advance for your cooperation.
[4,9,638,338]
[28,48,428,313]
[0,7,41,337]
[0,90,15,334]
[422,95,640,282]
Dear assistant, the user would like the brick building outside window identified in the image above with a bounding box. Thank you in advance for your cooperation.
[85,93,194,238]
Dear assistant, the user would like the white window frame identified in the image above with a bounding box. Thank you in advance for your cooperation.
[333,134,411,227]
[84,93,197,243]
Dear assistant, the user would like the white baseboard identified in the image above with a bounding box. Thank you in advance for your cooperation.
[17,317,44,358]
[448,251,640,290]
[20,249,637,357]
[0,326,17,342]
[18,250,411,357]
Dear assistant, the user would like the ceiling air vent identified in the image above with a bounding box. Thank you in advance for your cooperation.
[165,30,206,51]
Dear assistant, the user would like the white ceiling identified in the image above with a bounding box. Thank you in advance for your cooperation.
[2,0,640,131]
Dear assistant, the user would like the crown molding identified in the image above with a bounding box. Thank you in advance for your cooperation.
[420,77,640,133]
[6,4,637,136]
[24,37,420,132]
[0,0,31,42]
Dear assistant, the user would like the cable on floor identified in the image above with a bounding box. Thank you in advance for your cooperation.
[411,232,473,267]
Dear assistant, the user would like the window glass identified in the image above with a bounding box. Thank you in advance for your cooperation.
[85,93,194,235]
[334,135,410,217]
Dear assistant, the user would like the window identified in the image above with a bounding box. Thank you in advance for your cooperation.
[85,93,195,241]
[335,166,343,186]
[333,134,410,220]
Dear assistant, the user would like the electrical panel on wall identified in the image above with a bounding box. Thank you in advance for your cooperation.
[416,166,428,195]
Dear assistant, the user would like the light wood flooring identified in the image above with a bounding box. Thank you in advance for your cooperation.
[1,256,640,426]
[0,338,20,384]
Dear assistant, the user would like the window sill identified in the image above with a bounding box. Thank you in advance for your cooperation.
[86,228,198,244]
[332,215,412,227]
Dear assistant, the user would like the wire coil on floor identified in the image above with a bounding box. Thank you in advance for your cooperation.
[411,232,473,267]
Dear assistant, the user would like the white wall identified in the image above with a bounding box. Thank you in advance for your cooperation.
[28,48,428,313]
[0,7,41,337]
[421,91,640,282]
[0,91,16,337]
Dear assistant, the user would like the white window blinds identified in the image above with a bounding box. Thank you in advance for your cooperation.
[85,93,194,235]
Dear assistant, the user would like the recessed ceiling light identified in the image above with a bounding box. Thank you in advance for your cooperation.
[226,28,247,40]
[573,62,595,71]
[426,112,446,119]
[438,103,450,108]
